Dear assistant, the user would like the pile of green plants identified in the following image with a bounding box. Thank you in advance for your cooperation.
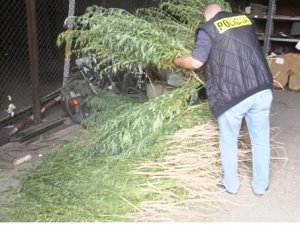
[1,0,232,221]
[57,0,231,74]
[1,81,210,221]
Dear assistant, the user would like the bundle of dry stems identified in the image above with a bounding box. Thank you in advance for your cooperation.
[132,121,287,221]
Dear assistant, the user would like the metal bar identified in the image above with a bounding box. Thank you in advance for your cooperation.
[273,15,300,21]
[270,37,300,42]
[25,0,41,124]
[62,0,76,86]
[263,0,277,55]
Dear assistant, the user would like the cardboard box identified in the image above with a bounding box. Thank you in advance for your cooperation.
[285,53,300,91]
[267,53,300,91]
[267,55,289,89]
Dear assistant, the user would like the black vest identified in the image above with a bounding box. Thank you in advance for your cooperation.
[197,11,273,118]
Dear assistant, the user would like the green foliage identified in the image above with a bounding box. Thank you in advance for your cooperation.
[3,149,153,221]
[2,1,232,221]
[82,80,208,158]
[157,0,231,30]
[57,0,231,75]
[2,84,210,222]
[57,6,190,74]
[139,0,231,47]
[82,90,139,128]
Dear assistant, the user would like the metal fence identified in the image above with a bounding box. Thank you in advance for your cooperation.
[0,0,157,142]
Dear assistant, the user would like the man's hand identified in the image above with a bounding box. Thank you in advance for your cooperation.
[173,56,203,70]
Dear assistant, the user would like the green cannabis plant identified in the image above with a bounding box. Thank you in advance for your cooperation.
[57,0,231,74]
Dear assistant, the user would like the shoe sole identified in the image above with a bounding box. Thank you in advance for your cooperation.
[253,186,269,197]
[217,182,237,195]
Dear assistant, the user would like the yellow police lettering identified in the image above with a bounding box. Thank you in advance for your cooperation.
[223,20,230,27]
[214,15,252,33]
[229,19,236,26]
[233,18,241,25]
[216,22,223,29]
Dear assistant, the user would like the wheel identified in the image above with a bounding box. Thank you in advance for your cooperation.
[65,95,92,124]
[61,75,93,124]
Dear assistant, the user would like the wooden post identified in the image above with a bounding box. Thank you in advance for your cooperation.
[25,0,41,124]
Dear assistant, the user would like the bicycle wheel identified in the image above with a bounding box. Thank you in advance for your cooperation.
[61,75,93,124]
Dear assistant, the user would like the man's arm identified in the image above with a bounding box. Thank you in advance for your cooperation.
[173,29,211,70]
[173,56,203,70]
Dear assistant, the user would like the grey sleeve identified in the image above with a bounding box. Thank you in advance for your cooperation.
[191,30,212,64]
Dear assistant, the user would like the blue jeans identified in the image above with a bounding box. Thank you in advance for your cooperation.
[217,89,273,194]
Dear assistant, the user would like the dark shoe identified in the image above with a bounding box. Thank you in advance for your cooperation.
[216,182,237,195]
[253,186,269,197]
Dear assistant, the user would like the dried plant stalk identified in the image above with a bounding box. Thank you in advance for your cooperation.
[132,121,287,221]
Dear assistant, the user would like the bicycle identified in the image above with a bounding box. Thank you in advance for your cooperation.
[60,58,148,124]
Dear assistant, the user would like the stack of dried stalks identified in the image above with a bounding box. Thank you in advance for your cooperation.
[131,121,287,221]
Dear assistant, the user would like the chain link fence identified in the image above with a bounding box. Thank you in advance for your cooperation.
[0,0,31,127]
[0,0,158,144]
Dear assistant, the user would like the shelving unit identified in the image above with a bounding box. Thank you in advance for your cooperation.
[264,0,300,54]
[232,0,300,55]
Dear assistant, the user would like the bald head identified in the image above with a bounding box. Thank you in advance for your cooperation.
[203,4,222,22]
